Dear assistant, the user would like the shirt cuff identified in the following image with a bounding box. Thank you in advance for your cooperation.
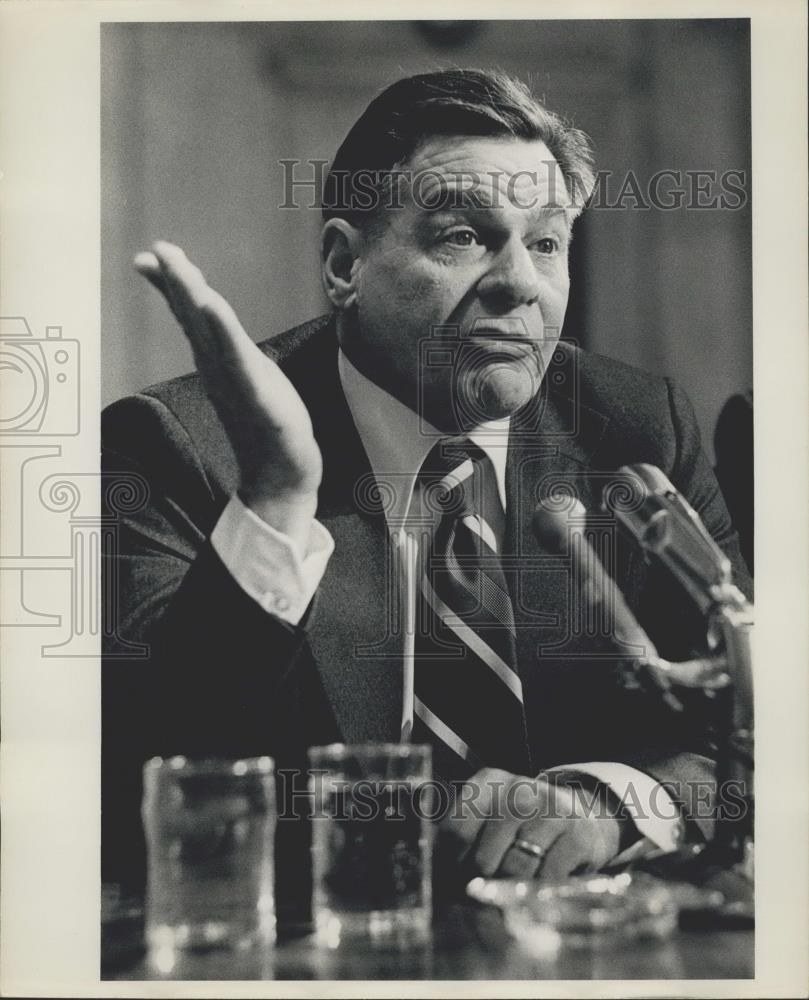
[210,493,334,625]
[544,761,684,859]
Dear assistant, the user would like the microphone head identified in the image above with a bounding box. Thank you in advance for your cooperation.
[621,463,676,496]
[614,464,733,604]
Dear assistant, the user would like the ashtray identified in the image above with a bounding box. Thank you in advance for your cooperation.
[466,871,679,952]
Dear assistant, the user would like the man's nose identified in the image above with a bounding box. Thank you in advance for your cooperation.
[477,239,543,311]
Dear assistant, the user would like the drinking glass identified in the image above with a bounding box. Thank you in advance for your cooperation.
[309,743,433,946]
[141,755,276,960]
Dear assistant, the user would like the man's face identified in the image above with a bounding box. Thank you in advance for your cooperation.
[342,135,574,431]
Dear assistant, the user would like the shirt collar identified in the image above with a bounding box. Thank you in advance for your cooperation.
[338,348,510,529]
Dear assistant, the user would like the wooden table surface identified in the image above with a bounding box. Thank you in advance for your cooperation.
[104,901,753,981]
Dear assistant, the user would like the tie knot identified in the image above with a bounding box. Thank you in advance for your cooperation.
[418,438,488,520]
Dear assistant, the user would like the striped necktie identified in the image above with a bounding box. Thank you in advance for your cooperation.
[412,439,531,784]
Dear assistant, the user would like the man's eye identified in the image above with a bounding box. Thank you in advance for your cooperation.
[531,237,559,255]
[442,229,481,247]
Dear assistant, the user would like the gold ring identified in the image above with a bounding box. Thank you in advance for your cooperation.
[513,838,547,861]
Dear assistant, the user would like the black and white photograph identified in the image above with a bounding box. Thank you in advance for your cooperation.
[1,4,807,997]
[99,16,756,981]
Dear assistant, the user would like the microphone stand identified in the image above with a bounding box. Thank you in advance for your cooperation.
[709,584,754,870]
[607,466,754,925]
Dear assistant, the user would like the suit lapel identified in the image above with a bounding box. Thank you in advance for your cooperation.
[309,511,404,744]
[504,352,612,671]
[279,320,404,745]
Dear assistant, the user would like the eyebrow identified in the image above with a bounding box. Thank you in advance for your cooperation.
[415,182,573,213]
[421,199,573,230]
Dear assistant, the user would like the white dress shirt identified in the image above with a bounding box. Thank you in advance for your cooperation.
[211,348,683,857]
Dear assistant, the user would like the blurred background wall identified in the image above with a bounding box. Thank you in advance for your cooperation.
[101,19,751,461]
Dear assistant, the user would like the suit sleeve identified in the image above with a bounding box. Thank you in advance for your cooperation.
[102,392,339,888]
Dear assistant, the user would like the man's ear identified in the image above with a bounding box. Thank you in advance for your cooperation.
[321,218,364,310]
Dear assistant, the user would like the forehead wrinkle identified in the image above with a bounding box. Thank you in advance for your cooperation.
[408,135,554,168]
[423,194,573,218]
[412,164,564,195]
[402,162,572,217]
[407,135,563,171]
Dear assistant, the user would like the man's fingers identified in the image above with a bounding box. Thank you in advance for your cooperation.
[133,251,174,306]
[194,286,253,358]
[133,243,204,320]
[150,240,210,312]
[473,779,542,876]
[133,241,310,424]
[497,824,565,878]
[446,768,516,847]
[471,776,559,877]
[133,250,161,280]
[136,242,256,367]
[133,239,323,521]
[538,831,593,882]
[660,654,731,689]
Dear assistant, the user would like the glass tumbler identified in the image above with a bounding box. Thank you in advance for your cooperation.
[309,743,433,946]
[142,755,276,957]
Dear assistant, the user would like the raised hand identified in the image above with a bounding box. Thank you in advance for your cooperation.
[134,241,322,552]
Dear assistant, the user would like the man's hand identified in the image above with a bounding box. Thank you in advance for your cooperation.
[445,768,622,881]
[134,241,322,552]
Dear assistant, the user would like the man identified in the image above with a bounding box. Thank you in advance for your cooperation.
[102,69,752,907]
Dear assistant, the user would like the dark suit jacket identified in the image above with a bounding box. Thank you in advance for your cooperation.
[101,314,752,900]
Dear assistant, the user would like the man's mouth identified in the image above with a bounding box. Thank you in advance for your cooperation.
[465,333,539,360]
[463,315,544,356]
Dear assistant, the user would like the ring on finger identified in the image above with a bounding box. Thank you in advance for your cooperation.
[513,837,548,867]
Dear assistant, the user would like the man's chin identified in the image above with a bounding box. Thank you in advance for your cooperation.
[457,362,542,424]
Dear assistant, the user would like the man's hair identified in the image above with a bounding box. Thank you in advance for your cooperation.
[322,68,596,228]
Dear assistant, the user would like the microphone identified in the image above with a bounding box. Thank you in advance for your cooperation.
[613,464,753,729]
[532,498,729,708]
[611,464,742,614]
[611,472,754,870]
[533,499,659,665]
